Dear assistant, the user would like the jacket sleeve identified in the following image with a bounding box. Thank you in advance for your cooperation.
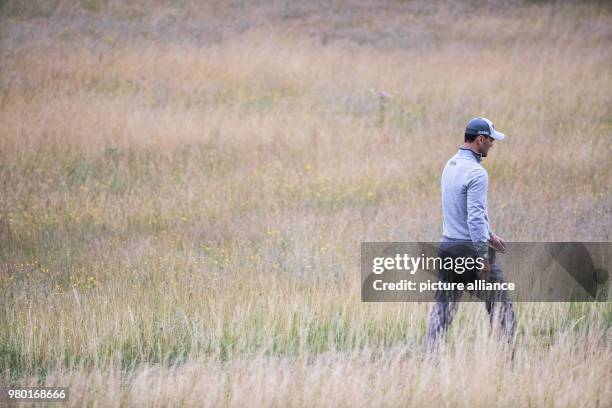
[466,168,490,257]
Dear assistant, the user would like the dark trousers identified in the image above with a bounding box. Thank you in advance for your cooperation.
[426,242,516,351]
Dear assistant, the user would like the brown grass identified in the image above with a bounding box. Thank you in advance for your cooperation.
[1,0,611,406]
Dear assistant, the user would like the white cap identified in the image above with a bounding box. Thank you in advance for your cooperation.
[465,117,506,141]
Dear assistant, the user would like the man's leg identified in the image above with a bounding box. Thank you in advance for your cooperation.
[484,251,516,342]
[426,293,460,352]
[486,299,516,340]
[425,243,469,352]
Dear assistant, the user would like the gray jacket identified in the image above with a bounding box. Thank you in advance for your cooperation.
[441,147,493,256]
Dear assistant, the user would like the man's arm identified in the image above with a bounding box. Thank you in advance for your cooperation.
[466,168,490,258]
[485,195,507,253]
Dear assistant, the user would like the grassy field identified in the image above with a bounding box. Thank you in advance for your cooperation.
[1,0,611,406]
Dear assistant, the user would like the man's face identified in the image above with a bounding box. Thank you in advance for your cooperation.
[478,135,494,157]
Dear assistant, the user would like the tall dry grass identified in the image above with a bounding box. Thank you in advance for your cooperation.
[1,0,611,406]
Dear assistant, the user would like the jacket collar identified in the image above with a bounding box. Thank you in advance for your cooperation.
[458,147,483,163]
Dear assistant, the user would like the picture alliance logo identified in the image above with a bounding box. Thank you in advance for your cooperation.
[371,279,515,292]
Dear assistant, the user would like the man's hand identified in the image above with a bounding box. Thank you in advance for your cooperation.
[479,258,491,280]
[489,233,507,253]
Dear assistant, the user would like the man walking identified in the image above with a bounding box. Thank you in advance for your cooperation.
[426,117,516,351]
